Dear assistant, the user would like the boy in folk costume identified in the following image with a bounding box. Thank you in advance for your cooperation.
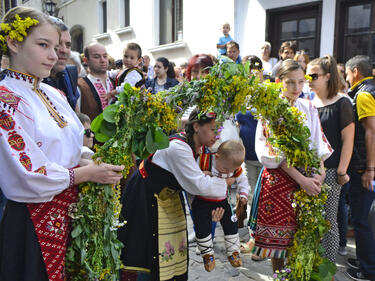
[191,140,250,272]
[115,42,145,90]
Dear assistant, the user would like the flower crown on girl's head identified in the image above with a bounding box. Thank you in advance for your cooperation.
[0,14,39,54]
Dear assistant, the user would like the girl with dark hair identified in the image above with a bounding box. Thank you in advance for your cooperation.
[118,108,235,281]
[307,56,354,263]
[252,59,332,272]
[0,7,123,281]
[145,57,179,94]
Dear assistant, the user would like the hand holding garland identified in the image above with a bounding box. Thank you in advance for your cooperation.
[73,162,124,186]
[280,160,322,196]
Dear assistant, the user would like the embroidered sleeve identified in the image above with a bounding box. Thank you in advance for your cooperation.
[255,120,284,168]
[152,140,228,198]
[0,86,70,203]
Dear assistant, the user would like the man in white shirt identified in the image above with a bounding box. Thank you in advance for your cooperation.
[78,43,115,121]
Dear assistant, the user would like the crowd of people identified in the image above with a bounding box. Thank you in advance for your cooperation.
[0,7,375,281]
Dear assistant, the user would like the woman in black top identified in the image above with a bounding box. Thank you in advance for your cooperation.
[307,55,355,263]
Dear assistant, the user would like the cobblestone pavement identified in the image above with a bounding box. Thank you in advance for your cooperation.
[186,203,354,281]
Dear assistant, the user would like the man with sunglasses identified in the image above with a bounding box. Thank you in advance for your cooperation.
[345,55,375,281]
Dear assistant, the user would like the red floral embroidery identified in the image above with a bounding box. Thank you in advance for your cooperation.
[28,186,78,281]
[46,212,66,235]
[19,152,32,171]
[263,122,277,156]
[264,201,274,215]
[0,85,21,111]
[34,166,47,175]
[0,110,16,131]
[8,131,26,151]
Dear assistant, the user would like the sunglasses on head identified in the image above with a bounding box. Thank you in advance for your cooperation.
[84,129,94,137]
[308,73,324,81]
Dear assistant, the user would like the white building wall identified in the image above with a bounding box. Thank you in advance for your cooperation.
[236,0,336,59]
[320,0,336,56]
[18,0,42,10]
[58,0,98,49]
[57,0,236,64]
[9,0,336,64]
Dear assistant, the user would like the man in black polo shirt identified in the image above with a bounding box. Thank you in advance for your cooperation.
[345,55,375,281]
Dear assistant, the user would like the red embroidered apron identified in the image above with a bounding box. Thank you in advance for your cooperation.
[27,185,78,281]
[252,167,298,259]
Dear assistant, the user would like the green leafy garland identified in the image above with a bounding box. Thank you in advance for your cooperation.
[67,62,335,280]
[66,85,178,280]
[165,62,336,280]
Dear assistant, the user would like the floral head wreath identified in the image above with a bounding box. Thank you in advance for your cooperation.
[188,109,217,123]
[197,111,217,121]
[0,14,39,54]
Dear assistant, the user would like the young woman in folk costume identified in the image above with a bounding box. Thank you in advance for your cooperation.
[252,59,333,271]
[0,7,123,281]
[118,108,235,281]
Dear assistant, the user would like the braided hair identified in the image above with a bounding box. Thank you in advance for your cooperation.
[184,108,216,154]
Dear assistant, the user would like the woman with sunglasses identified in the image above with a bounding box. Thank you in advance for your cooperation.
[306,55,355,263]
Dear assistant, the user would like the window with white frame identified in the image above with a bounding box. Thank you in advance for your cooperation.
[159,0,183,45]
[120,0,130,27]
[338,2,375,63]
[5,0,18,12]
[99,0,107,33]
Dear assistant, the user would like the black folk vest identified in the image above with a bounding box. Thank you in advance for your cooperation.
[349,78,375,171]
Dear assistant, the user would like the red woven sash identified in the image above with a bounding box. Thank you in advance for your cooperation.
[27,185,78,281]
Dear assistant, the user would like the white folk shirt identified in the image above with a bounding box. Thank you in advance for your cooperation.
[255,98,333,168]
[87,73,114,109]
[0,69,84,203]
[115,70,143,93]
[198,156,250,201]
[152,139,228,198]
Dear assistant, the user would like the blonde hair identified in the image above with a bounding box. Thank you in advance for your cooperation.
[222,23,230,29]
[1,7,56,57]
[217,140,245,167]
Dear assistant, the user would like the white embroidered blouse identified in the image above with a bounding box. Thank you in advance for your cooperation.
[152,139,228,198]
[255,98,333,169]
[0,70,84,203]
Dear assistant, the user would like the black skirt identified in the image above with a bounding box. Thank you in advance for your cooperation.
[118,158,188,281]
[0,200,48,281]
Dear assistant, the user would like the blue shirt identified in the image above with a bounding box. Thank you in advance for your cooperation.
[235,109,258,161]
[217,34,233,55]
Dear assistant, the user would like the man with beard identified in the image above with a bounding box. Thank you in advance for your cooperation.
[78,43,116,121]
[43,17,80,111]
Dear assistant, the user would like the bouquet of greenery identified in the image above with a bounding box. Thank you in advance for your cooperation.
[67,61,335,281]
[166,62,335,280]
[66,84,178,280]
